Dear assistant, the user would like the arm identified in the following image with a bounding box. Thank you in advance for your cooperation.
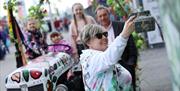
[90,35,128,73]
[61,40,73,54]
[48,46,54,52]
[91,16,136,73]
[69,22,78,58]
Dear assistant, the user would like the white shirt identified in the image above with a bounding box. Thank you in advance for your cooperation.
[106,22,115,45]
[80,35,132,91]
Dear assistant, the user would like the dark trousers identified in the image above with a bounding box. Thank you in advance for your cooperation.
[119,61,136,91]
[76,44,85,91]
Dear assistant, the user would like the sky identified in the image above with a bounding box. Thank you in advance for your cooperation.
[0,0,89,17]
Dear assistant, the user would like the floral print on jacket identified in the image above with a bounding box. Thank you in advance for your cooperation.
[80,35,132,91]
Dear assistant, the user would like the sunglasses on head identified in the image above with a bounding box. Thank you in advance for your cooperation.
[95,32,108,39]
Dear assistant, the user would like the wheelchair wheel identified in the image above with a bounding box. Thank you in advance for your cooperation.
[56,84,68,91]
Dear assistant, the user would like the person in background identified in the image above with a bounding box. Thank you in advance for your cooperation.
[107,6,117,21]
[54,17,63,32]
[80,16,136,90]
[0,25,10,53]
[95,5,138,91]
[0,25,7,60]
[63,17,70,31]
[48,32,72,54]
[69,3,96,61]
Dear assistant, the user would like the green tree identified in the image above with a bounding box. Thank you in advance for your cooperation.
[28,5,47,29]
[107,0,128,17]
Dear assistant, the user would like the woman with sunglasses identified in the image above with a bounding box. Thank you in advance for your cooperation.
[80,16,136,91]
[69,3,96,61]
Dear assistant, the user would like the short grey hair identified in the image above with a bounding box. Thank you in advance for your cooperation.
[80,24,105,48]
[95,5,110,15]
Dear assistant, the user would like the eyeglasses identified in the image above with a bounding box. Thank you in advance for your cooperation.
[95,32,108,39]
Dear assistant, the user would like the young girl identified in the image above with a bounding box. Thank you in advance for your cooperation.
[24,19,44,59]
[69,3,96,60]
[48,32,72,54]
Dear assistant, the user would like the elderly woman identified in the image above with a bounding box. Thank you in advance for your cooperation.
[80,16,136,91]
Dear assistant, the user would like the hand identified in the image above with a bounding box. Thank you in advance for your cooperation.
[66,70,74,80]
[121,16,137,38]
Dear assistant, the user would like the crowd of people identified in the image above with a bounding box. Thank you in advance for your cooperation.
[0,22,10,60]
[2,2,139,91]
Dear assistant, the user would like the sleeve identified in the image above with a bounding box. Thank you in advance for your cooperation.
[69,22,78,54]
[25,33,32,48]
[90,35,128,73]
[48,46,54,52]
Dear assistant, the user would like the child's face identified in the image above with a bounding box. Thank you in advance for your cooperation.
[51,35,61,43]
[27,20,37,31]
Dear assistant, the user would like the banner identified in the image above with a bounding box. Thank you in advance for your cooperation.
[7,6,27,67]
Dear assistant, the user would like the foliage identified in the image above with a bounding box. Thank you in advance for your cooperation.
[3,0,18,12]
[132,32,145,49]
[28,5,48,29]
[106,0,127,16]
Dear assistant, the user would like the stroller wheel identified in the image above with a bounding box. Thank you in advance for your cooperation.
[56,84,68,91]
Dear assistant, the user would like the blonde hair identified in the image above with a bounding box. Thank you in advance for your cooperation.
[72,3,84,10]
[80,24,105,48]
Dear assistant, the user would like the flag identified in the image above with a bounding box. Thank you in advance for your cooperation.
[7,6,27,67]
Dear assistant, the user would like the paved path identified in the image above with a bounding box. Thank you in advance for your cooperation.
[138,47,172,91]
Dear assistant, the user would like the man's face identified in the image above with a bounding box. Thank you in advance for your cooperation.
[96,9,110,27]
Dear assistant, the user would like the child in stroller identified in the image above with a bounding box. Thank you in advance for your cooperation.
[48,32,72,55]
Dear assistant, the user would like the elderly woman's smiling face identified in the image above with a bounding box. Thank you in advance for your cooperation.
[87,31,108,51]
[81,24,109,51]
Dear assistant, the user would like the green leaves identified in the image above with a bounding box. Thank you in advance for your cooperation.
[132,32,145,49]
[28,5,46,20]
[3,0,18,10]
[107,0,127,16]
[28,4,47,29]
